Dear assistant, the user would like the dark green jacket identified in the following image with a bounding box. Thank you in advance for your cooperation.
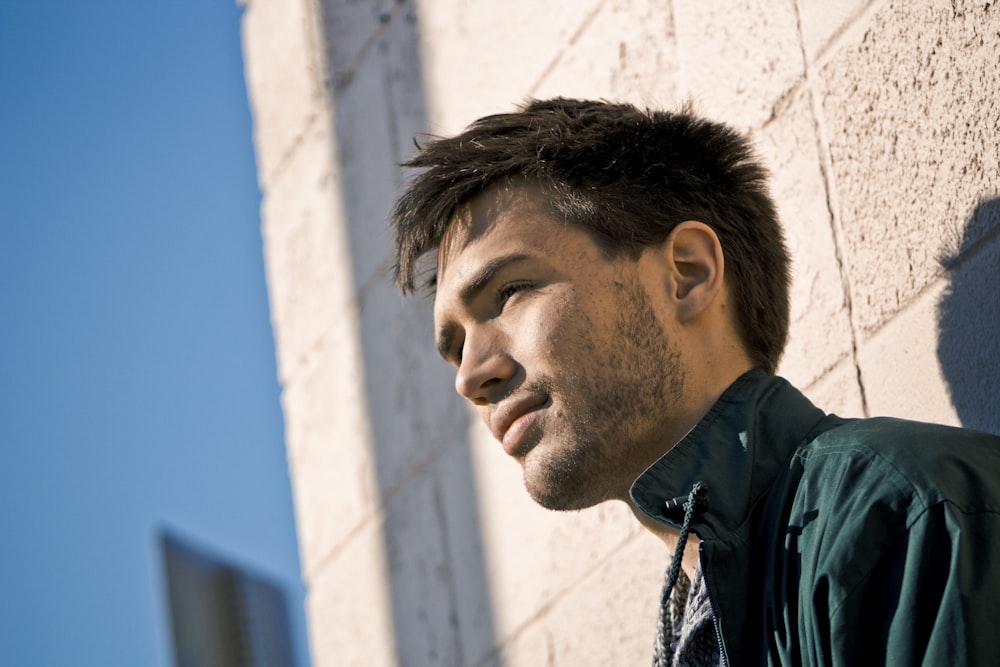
[631,370,1000,666]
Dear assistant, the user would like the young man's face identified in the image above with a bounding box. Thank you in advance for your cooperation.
[433,182,686,510]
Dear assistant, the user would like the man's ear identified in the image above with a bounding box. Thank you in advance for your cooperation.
[663,221,725,322]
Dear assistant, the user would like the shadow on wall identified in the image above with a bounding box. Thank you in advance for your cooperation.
[937,196,1000,435]
[317,1,499,664]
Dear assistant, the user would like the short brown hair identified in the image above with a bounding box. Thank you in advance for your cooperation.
[391,98,790,373]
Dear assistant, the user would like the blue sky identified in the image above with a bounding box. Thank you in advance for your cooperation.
[0,1,310,665]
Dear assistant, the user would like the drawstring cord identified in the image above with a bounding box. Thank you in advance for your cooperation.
[660,481,708,606]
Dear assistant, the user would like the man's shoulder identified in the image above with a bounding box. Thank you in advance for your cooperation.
[796,416,1000,512]
[774,416,1000,598]
[805,415,1000,456]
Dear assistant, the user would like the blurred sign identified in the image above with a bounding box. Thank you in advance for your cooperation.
[160,531,296,667]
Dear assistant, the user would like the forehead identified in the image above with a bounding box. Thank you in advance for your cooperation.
[444,181,552,245]
[436,182,562,288]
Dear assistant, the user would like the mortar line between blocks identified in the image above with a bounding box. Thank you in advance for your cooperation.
[811,0,893,70]
[794,0,871,417]
[527,0,608,98]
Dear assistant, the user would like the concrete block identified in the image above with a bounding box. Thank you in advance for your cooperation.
[856,275,960,426]
[413,0,604,134]
[306,519,395,667]
[800,355,867,419]
[260,119,351,385]
[531,0,679,108]
[242,0,327,184]
[672,0,805,129]
[797,0,873,63]
[497,532,666,666]
[858,279,959,426]
[281,331,379,580]
[756,89,855,387]
[819,0,1000,335]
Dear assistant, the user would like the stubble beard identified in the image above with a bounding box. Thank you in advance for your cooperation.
[522,279,684,511]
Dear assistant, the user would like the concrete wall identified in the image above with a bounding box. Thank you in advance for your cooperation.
[240,0,1000,664]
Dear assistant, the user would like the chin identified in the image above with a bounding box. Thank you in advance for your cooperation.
[521,452,608,512]
[525,484,593,511]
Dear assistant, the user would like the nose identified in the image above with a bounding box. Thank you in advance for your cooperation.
[454,330,515,405]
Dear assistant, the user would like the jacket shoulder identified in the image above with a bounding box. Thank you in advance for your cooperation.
[798,417,1000,513]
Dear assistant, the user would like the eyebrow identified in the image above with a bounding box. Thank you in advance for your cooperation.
[436,252,531,362]
[458,253,530,304]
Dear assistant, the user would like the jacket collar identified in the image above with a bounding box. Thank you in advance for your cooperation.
[629,369,830,541]
[631,370,839,664]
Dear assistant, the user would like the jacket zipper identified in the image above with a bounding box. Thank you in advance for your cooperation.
[700,545,730,667]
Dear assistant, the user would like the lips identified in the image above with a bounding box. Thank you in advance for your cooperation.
[491,394,549,456]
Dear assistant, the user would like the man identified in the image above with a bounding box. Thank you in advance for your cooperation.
[390,98,1000,666]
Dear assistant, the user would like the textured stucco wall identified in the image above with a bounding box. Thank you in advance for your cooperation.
[240,0,1000,664]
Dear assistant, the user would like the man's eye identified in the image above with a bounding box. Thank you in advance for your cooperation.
[497,281,530,305]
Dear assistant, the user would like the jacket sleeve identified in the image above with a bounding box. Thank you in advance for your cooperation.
[823,501,1000,666]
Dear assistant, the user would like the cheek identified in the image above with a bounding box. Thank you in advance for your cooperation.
[514,292,591,365]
